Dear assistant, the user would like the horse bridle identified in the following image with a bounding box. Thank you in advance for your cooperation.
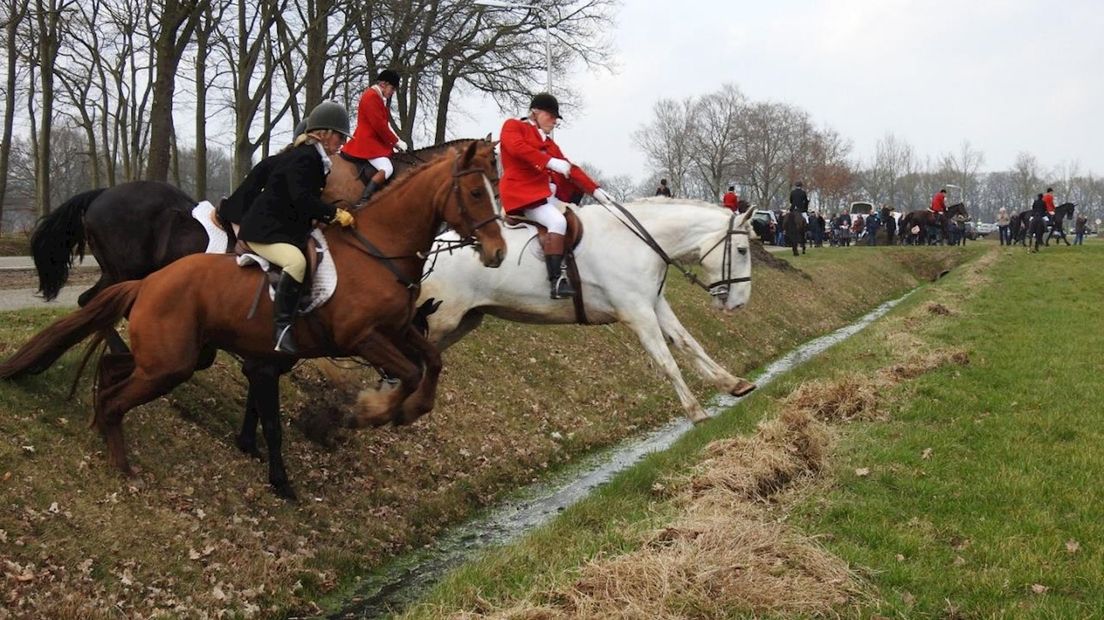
[698,212,752,299]
[601,200,751,299]
[343,149,501,288]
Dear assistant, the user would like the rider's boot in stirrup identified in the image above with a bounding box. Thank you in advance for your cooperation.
[356,180,383,208]
[544,233,574,299]
[273,272,302,354]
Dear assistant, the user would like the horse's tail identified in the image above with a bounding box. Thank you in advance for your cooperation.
[0,280,141,379]
[30,188,107,301]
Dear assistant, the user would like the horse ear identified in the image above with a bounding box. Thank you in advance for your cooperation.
[484,132,493,142]
[462,140,479,166]
[737,208,756,228]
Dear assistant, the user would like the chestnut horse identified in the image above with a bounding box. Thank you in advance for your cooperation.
[0,142,506,497]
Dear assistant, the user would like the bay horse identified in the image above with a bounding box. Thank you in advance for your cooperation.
[899,202,968,245]
[0,142,506,498]
[368,199,758,425]
[782,210,806,256]
[30,139,485,305]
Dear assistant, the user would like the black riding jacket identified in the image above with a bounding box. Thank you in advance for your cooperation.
[238,143,337,247]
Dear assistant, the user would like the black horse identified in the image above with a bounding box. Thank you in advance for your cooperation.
[899,202,969,245]
[782,210,806,256]
[1045,202,1075,246]
[28,139,478,499]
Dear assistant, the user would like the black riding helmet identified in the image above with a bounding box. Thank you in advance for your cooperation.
[377,69,400,87]
[305,101,351,137]
[529,92,562,119]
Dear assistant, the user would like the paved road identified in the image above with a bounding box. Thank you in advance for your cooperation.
[0,287,80,312]
[0,255,100,270]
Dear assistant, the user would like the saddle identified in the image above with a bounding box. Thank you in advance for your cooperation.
[339,151,378,185]
[503,207,585,254]
[503,207,589,324]
[234,235,331,316]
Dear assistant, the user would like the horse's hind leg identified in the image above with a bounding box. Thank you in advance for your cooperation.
[654,298,756,398]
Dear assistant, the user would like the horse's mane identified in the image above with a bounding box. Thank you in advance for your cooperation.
[371,145,479,201]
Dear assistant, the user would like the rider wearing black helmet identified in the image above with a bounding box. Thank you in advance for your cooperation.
[236,100,357,354]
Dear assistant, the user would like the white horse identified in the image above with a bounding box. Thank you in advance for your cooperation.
[365,198,757,423]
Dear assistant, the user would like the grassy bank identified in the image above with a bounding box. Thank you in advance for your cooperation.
[404,244,1104,618]
[0,233,30,257]
[0,246,976,617]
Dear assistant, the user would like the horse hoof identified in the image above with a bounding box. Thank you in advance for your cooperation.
[730,381,757,397]
[271,481,298,502]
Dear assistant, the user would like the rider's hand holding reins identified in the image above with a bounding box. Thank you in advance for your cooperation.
[332,208,355,228]
[592,187,614,207]
[395,139,408,152]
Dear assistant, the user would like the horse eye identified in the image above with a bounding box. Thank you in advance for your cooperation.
[469,188,483,198]
[738,247,748,255]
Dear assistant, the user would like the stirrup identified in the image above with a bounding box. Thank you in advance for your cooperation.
[274,324,298,354]
[551,273,575,299]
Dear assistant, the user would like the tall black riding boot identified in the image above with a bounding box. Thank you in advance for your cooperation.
[356,180,383,208]
[543,233,574,299]
[273,272,303,354]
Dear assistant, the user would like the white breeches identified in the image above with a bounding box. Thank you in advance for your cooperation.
[522,200,567,235]
[369,156,394,179]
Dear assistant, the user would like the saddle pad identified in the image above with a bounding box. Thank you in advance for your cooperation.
[192,201,229,254]
[235,229,337,314]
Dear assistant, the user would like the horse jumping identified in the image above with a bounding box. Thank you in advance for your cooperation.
[3,142,506,498]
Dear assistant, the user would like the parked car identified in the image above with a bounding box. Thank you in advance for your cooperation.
[750,210,778,244]
[849,201,875,218]
[975,222,997,235]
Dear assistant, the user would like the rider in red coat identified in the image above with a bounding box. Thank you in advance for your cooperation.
[930,188,947,213]
[1043,187,1057,216]
[499,92,612,299]
[722,186,738,212]
[342,69,407,206]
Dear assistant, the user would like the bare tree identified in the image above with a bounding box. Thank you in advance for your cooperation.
[0,0,30,220]
[145,0,210,182]
[687,83,746,200]
[633,97,696,198]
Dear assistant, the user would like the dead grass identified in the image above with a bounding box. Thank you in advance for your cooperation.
[781,376,883,423]
[452,409,855,619]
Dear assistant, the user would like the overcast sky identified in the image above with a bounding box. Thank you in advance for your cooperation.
[450,0,1104,184]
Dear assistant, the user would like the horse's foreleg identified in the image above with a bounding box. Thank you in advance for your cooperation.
[349,331,422,428]
[243,361,295,500]
[235,358,267,460]
[654,298,756,399]
[623,309,709,424]
[394,329,443,425]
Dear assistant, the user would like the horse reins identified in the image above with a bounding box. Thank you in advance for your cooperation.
[341,150,500,288]
[599,199,750,298]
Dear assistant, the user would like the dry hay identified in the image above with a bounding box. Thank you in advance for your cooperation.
[451,410,857,619]
[926,302,953,316]
[882,348,970,382]
[781,375,884,423]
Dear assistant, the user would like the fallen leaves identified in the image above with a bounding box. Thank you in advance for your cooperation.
[1065,539,1080,554]
[854,468,870,477]
[1030,583,1048,595]
[921,448,933,460]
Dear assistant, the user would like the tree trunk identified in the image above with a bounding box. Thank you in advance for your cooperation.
[0,1,27,222]
[34,0,60,216]
[145,0,206,182]
[193,3,211,199]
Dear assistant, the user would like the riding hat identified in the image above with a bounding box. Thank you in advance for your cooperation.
[305,101,351,137]
[377,69,401,87]
[530,92,562,119]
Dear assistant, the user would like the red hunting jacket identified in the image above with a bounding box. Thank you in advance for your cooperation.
[722,191,738,211]
[343,86,398,160]
[930,192,946,213]
[499,118,598,214]
[1043,193,1056,214]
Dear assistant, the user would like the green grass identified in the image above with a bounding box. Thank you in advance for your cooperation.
[402,244,1104,618]
[791,244,1104,617]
